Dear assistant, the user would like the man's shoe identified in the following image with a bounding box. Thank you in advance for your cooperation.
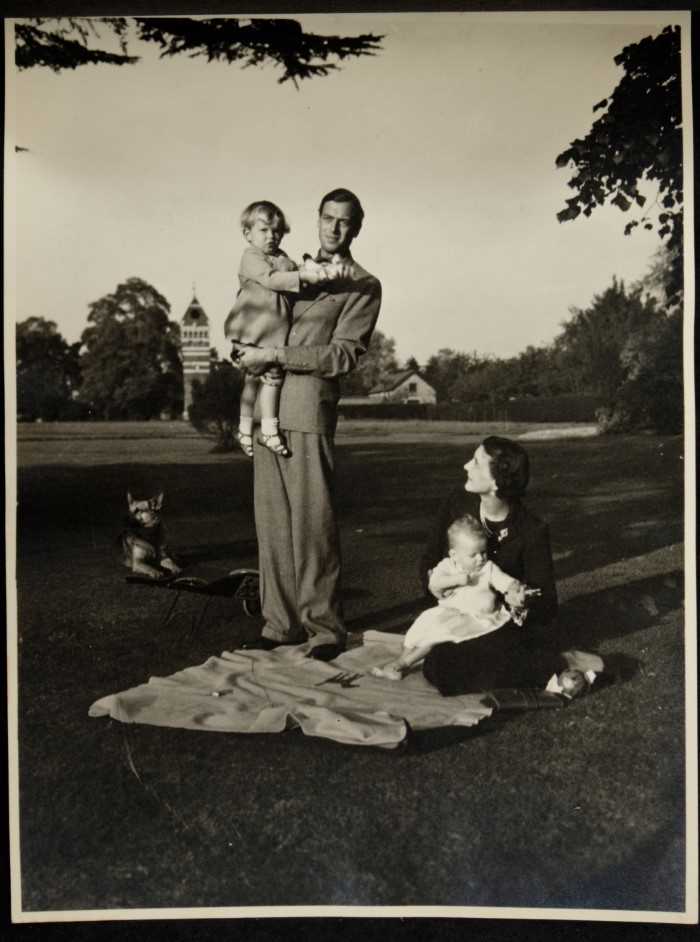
[308,643,344,662]
[240,637,284,652]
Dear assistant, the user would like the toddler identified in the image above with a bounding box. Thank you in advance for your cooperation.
[225,200,336,458]
[371,514,540,681]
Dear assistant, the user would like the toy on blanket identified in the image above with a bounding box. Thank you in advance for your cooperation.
[119,491,181,580]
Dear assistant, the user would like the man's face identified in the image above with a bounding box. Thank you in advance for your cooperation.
[318,200,357,257]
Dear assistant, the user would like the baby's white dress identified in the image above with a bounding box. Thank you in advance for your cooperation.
[404,557,516,648]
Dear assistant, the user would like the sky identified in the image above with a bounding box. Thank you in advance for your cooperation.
[8,12,685,364]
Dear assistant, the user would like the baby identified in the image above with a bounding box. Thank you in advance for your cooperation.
[225,200,340,458]
[371,514,540,681]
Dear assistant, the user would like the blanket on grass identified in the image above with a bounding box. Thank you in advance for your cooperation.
[89,631,512,749]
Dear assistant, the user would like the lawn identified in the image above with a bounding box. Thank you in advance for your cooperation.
[12,421,688,914]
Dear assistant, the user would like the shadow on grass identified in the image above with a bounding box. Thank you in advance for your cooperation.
[176,540,258,566]
[17,435,684,588]
[556,570,684,652]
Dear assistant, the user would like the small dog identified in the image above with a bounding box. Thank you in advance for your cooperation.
[120,492,181,579]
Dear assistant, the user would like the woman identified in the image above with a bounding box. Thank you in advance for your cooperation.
[421,436,601,696]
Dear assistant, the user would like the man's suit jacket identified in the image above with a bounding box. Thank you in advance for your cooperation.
[278,255,382,434]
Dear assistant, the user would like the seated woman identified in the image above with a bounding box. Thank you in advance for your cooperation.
[421,435,603,697]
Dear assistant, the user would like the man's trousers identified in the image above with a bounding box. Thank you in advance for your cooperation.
[253,430,345,646]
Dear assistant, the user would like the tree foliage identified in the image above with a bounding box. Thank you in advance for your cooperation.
[188,361,243,451]
[15,17,384,86]
[554,277,660,404]
[556,25,682,303]
[417,275,680,433]
[340,330,399,396]
[423,349,482,403]
[16,317,82,420]
[78,277,182,420]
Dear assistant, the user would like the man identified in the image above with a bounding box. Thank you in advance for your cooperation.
[231,188,382,660]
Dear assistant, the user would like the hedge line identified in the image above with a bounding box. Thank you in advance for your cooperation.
[338,395,605,423]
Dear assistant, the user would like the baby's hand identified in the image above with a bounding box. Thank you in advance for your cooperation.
[505,582,540,609]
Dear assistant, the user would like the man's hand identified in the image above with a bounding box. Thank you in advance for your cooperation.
[299,266,330,285]
[230,341,275,375]
[300,253,355,284]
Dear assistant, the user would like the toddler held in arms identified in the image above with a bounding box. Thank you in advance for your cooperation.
[225,200,342,459]
[371,514,541,681]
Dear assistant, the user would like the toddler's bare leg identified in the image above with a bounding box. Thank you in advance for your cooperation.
[258,370,290,456]
[239,375,259,421]
[236,376,258,457]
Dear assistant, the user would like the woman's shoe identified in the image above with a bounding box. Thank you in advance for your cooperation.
[258,431,291,457]
[236,430,254,458]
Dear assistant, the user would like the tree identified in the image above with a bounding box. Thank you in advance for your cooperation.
[78,277,182,419]
[188,361,243,452]
[616,309,682,433]
[15,17,383,87]
[423,349,484,402]
[556,25,682,304]
[554,277,660,405]
[340,330,399,396]
[16,317,82,420]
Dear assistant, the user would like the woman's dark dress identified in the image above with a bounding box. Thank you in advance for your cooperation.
[421,489,562,695]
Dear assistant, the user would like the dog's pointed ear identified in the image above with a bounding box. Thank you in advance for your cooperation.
[127,491,135,510]
[154,492,164,510]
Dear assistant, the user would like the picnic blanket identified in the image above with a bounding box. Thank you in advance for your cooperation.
[89,631,504,749]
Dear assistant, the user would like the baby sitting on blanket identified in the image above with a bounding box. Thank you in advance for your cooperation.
[371,514,541,681]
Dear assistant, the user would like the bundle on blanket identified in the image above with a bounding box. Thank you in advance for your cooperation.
[89,631,499,749]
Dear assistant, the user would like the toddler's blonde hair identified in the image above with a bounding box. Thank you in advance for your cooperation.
[240,200,290,235]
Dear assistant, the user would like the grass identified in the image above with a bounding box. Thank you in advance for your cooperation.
[13,422,687,913]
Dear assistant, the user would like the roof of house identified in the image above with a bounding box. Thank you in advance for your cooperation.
[182,295,209,326]
[368,369,432,395]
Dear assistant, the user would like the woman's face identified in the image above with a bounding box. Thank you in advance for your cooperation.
[464,444,497,496]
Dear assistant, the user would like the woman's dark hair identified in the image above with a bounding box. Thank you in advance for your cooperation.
[482,436,530,499]
[318,188,364,235]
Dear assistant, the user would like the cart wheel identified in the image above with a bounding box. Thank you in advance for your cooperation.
[243,598,262,617]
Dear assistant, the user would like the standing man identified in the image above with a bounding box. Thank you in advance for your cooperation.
[231,189,382,660]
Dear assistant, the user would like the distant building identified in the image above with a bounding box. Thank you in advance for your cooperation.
[180,294,212,418]
[368,370,437,405]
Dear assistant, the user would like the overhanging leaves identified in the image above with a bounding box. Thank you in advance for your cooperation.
[15,16,384,86]
[555,25,683,303]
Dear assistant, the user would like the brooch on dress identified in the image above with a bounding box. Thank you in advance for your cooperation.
[497,528,509,543]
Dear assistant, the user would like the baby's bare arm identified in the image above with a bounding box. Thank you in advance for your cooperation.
[428,564,468,598]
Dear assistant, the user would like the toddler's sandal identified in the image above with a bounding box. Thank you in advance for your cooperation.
[236,430,254,458]
[258,432,291,457]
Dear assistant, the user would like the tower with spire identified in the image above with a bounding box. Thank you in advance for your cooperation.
[180,292,212,418]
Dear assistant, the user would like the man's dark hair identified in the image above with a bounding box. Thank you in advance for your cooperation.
[318,188,364,235]
[482,436,530,499]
